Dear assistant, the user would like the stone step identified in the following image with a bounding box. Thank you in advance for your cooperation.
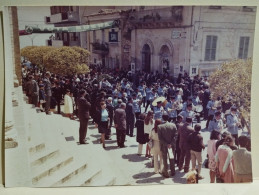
[30,148,60,167]
[28,143,45,155]
[83,171,116,187]
[34,159,88,187]
[57,167,102,187]
[31,153,73,185]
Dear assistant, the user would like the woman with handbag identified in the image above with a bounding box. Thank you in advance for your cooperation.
[207,130,220,183]
[149,119,163,174]
[215,135,235,183]
[144,111,154,158]
[95,101,110,148]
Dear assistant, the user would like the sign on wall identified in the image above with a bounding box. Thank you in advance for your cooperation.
[172,30,186,39]
[109,29,118,42]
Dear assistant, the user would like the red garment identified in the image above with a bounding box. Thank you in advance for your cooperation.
[217,145,234,183]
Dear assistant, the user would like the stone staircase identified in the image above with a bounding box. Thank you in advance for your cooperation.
[22,94,119,187]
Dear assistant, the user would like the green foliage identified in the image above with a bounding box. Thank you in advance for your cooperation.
[43,46,90,75]
[208,58,252,122]
[20,46,37,61]
[20,46,90,75]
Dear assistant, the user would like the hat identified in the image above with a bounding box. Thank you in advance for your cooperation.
[107,97,113,101]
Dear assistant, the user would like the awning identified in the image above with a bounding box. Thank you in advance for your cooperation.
[23,20,119,35]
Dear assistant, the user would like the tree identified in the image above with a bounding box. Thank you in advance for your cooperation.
[21,46,55,69]
[20,46,37,62]
[208,59,252,132]
[43,46,90,75]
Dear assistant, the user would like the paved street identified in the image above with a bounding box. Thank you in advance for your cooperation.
[59,105,245,185]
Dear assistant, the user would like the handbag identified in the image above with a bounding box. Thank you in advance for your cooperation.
[148,139,154,148]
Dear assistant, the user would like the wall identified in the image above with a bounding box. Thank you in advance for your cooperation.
[190,6,256,76]
[17,6,53,49]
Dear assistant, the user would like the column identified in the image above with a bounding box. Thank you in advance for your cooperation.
[4,6,18,149]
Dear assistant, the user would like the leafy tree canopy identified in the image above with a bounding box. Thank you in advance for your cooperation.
[208,58,252,125]
[20,46,90,75]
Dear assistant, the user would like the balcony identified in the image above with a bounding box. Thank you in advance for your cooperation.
[91,42,109,55]
[128,6,183,29]
[45,11,79,24]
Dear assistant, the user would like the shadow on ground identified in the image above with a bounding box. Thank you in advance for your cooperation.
[91,134,101,139]
[122,153,149,162]
[104,145,120,151]
[129,144,138,147]
[133,172,164,184]
[172,171,187,184]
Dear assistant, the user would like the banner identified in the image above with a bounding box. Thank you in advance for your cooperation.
[23,20,119,34]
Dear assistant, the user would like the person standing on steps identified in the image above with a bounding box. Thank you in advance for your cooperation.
[77,89,91,144]
[43,71,52,115]
[158,113,178,178]
[126,97,135,137]
[95,101,110,148]
[114,103,127,148]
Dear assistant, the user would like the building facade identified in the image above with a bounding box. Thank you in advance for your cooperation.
[44,6,256,77]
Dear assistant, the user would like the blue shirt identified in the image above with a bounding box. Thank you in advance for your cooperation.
[157,87,164,97]
[154,106,163,120]
[138,85,145,97]
[165,101,177,118]
[101,109,109,122]
[145,87,152,100]
[133,99,141,113]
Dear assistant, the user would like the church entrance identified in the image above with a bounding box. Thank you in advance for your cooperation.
[141,44,151,72]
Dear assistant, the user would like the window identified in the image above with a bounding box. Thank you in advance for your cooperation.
[192,68,197,74]
[69,32,77,41]
[238,37,249,59]
[205,35,217,61]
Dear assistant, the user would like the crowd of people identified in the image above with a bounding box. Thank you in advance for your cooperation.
[22,63,252,183]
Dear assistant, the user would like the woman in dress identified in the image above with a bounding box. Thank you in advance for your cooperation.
[149,119,163,174]
[144,111,154,158]
[135,113,146,155]
[215,135,235,183]
[63,89,74,119]
[95,101,110,148]
[207,130,220,183]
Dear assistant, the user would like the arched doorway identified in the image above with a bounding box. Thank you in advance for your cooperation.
[142,44,151,72]
[159,45,171,74]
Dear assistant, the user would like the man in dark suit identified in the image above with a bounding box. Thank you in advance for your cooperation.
[114,103,127,148]
[105,97,114,140]
[125,97,135,137]
[178,117,195,173]
[77,89,91,144]
[52,82,63,114]
[158,113,178,178]
[28,75,39,108]
[44,72,52,115]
